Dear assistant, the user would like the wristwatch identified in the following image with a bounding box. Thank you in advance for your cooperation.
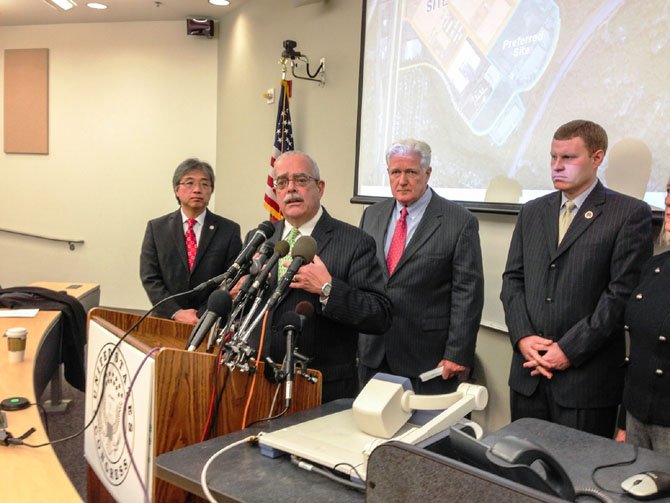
[320,282,332,299]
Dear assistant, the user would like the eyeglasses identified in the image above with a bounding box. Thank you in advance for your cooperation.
[274,174,318,190]
[388,168,423,179]
[178,180,212,191]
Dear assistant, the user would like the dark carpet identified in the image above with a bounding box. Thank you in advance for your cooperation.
[39,377,87,501]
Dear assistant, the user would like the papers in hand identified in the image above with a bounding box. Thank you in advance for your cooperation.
[419,366,443,382]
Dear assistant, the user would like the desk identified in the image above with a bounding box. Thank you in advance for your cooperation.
[29,281,100,314]
[485,419,670,502]
[157,406,670,503]
[0,311,81,501]
[156,399,363,503]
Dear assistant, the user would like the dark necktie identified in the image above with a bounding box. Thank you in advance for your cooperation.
[185,218,197,271]
[386,207,408,274]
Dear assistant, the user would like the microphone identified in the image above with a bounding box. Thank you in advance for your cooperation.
[282,301,315,408]
[295,300,315,321]
[233,241,276,302]
[242,240,290,302]
[249,241,275,276]
[186,289,232,352]
[267,236,317,307]
[193,221,275,292]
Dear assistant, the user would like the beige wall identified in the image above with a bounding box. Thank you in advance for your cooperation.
[0,1,514,431]
[0,21,219,310]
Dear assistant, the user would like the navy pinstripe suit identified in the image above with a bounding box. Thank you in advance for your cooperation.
[358,190,484,392]
[140,209,242,318]
[257,208,392,402]
[501,181,652,417]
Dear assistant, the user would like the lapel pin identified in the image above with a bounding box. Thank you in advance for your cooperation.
[584,211,593,219]
[655,267,661,274]
[209,225,215,230]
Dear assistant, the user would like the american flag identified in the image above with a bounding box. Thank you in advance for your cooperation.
[264,79,294,220]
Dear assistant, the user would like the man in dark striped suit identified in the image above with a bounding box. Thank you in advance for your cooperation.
[261,151,392,402]
[358,139,484,394]
[501,120,653,437]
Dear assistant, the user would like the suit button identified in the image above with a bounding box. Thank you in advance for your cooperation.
[550,264,556,269]
[660,336,667,343]
[655,369,664,376]
[545,297,552,303]
[635,293,643,300]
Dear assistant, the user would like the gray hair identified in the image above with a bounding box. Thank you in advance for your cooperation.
[274,150,321,180]
[172,158,215,190]
[172,158,215,204]
[386,139,432,170]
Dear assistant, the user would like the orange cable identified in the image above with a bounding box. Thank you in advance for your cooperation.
[241,310,270,428]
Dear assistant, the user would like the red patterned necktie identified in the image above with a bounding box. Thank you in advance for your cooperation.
[185,218,197,271]
[386,207,408,274]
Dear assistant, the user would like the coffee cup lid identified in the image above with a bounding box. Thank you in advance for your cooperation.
[4,327,27,338]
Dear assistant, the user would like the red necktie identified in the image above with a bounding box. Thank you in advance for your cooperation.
[386,207,407,274]
[186,218,197,271]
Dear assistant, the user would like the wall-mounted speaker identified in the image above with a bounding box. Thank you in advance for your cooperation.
[186,18,215,38]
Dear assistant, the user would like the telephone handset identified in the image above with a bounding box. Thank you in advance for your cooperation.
[446,426,576,501]
[488,435,576,501]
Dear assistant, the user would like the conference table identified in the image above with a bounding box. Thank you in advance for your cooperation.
[0,282,98,501]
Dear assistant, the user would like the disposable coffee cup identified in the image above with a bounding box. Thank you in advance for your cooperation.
[5,327,27,363]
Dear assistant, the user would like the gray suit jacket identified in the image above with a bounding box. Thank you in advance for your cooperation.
[140,208,242,318]
[501,181,653,408]
[358,189,484,378]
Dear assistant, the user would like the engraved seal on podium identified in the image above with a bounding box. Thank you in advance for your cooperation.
[91,342,134,486]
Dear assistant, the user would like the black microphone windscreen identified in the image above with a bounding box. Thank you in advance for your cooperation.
[291,235,317,261]
[257,220,275,238]
[258,241,274,256]
[295,301,315,319]
[274,240,290,257]
[279,310,302,330]
[207,289,233,316]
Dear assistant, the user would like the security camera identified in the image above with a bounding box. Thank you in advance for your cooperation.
[282,40,301,59]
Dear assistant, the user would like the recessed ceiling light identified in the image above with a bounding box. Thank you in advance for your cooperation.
[87,2,108,9]
[43,0,77,11]
[209,0,230,6]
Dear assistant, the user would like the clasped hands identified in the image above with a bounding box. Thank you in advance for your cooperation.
[518,335,570,379]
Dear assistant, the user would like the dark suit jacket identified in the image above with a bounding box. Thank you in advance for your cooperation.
[623,251,670,426]
[140,208,242,318]
[255,209,392,403]
[358,190,484,381]
[501,181,653,408]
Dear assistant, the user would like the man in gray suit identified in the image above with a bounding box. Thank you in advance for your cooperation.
[140,158,242,323]
[359,139,484,394]
[501,120,653,437]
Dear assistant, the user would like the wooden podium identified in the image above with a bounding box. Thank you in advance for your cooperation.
[85,308,322,502]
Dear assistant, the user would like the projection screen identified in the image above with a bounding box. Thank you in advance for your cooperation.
[354,0,670,213]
